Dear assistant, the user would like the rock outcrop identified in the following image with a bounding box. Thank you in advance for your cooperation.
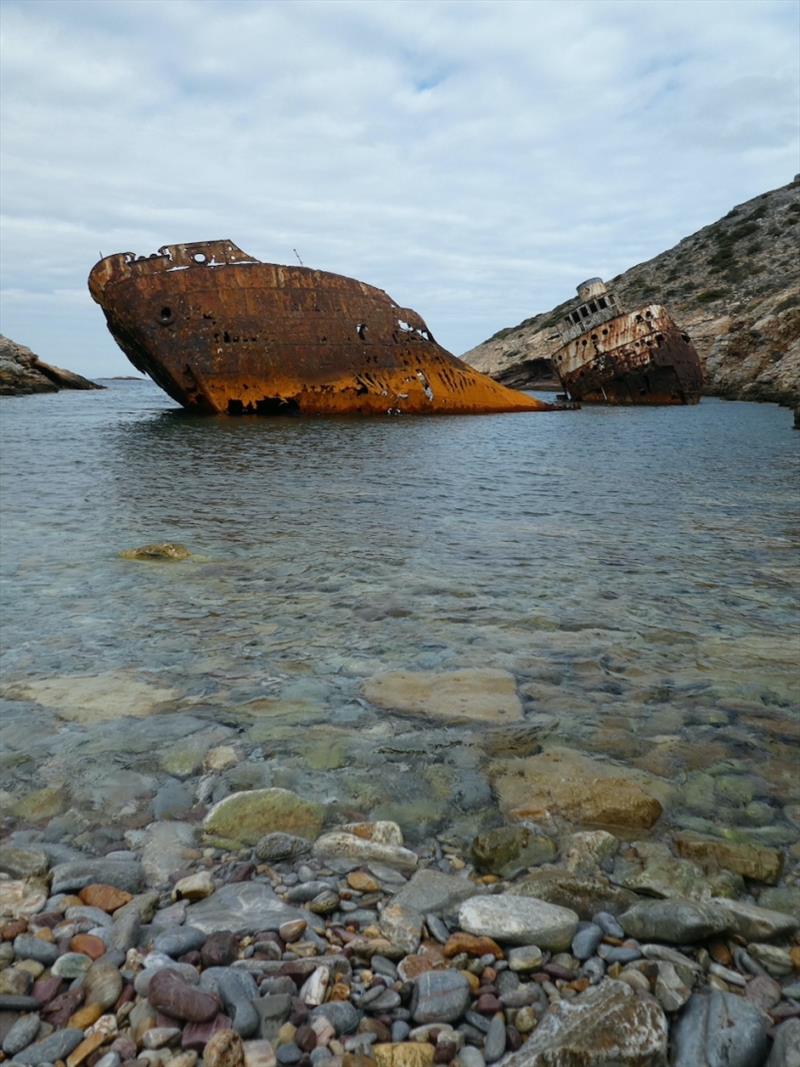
[464,178,800,407]
[0,335,102,395]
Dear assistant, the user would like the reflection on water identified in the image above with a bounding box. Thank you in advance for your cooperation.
[1,381,798,843]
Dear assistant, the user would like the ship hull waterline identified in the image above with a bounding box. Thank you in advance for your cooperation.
[89,241,554,417]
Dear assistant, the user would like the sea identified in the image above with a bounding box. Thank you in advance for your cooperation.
[1,380,798,846]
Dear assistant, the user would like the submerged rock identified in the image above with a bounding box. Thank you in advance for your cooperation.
[119,543,192,561]
[203,788,324,846]
[362,668,523,724]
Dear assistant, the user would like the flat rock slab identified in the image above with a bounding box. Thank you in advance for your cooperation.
[6,669,180,723]
[203,789,324,846]
[391,869,478,916]
[186,882,322,935]
[458,894,578,950]
[362,668,523,724]
[620,900,727,943]
[50,859,144,895]
[671,990,768,1067]
[497,980,667,1066]
[490,747,666,830]
[711,896,799,941]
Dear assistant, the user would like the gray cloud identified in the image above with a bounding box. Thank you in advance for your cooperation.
[1,0,797,376]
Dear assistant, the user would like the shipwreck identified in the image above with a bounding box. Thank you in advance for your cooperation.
[88,241,553,417]
[550,279,703,405]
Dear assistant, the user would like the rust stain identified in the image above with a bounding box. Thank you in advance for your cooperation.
[89,241,554,417]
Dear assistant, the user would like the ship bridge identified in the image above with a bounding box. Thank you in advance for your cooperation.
[557,278,621,343]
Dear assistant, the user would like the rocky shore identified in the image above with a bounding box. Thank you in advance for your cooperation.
[2,795,799,1067]
[0,337,102,396]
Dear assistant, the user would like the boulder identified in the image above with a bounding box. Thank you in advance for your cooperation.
[203,788,324,847]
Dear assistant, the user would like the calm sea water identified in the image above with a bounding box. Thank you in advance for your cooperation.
[1,381,798,844]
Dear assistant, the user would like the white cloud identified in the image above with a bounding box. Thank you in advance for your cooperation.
[0,0,797,376]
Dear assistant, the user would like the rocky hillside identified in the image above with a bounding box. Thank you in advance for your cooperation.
[464,178,800,407]
[0,335,102,395]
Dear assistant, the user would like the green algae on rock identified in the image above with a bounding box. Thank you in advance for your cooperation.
[119,543,191,561]
[203,787,324,846]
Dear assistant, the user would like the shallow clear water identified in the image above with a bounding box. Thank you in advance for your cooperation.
[1,381,798,845]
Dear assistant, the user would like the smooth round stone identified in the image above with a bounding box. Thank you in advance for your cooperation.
[413,971,471,1024]
[202,932,239,968]
[310,1050,334,1067]
[514,1007,537,1034]
[592,912,625,939]
[13,935,60,966]
[391,1021,411,1042]
[2,1012,41,1056]
[311,1002,361,1035]
[135,962,199,996]
[308,891,339,915]
[279,921,306,944]
[276,1043,303,1065]
[744,975,782,1011]
[483,1015,506,1064]
[364,988,401,1012]
[371,956,398,980]
[598,944,642,965]
[571,924,603,961]
[154,927,207,958]
[65,905,114,928]
[95,1053,122,1067]
[457,1046,486,1067]
[506,945,544,973]
[286,882,332,903]
[84,959,124,1010]
[426,915,450,944]
[495,972,519,996]
[52,952,92,978]
[10,1027,84,1065]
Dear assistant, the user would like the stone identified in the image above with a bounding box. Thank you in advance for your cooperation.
[391,870,476,915]
[120,542,191,560]
[562,831,619,873]
[143,1027,182,1049]
[671,991,768,1067]
[0,877,48,920]
[744,975,782,1012]
[11,1027,85,1065]
[610,840,739,901]
[411,971,471,1024]
[66,1031,109,1067]
[172,872,215,902]
[380,903,423,955]
[0,847,49,879]
[497,980,667,1066]
[85,958,124,1009]
[148,969,220,1022]
[204,1029,246,1067]
[204,968,260,1038]
[313,833,418,873]
[571,923,603,961]
[254,834,312,864]
[310,1003,361,1036]
[183,1014,234,1052]
[155,926,208,957]
[747,943,793,976]
[471,827,556,879]
[140,821,199,886]
[206,746,240,772]
[256,993,293,1041]
[80,884,134,912]
[244,1040,277,1067]
[506,945,544,972]
[2,1013,41,1056]
[483,1015,505,1064]
[70,933,107,959]
[711,896,799,941]
[767,1019,800,1067]
[15,669,180,723]
[443,933,503,959]
[50,859,144,894]
[13,934,59,965]
[52,951,93,978]
[203,931,240,967]
[490,747,666,830]
[373,1045,436,1067]
[204,788,324,846]
[509,867,636,918]
[458,894,578,950]
[673,833,783,884]
[619,900,727,943]
[363,668,523,724]
[186,882,318,935]
[653,961,692,1012]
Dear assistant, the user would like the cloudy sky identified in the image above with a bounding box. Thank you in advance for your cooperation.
[1,0,798,377]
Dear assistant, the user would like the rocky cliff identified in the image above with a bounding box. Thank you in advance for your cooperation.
[463,179,800,407]
[0,336,102,396]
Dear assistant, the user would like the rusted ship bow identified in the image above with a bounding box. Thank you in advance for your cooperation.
[551,279,702,405]
[89,241,552,416]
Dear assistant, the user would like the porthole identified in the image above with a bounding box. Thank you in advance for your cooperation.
[192,252,207,264]
[159,306,173,324]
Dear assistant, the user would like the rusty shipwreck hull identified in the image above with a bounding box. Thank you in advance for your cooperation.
[88,241,552,417]
[552,305,702,405]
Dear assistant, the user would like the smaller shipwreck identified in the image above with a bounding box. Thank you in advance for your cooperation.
[88,241,554,417]
[551,279,702,405]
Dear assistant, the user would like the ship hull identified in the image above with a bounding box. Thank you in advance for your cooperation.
[88,241,551,417]
[552,306,702,405]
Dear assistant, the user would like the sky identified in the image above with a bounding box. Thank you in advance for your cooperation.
[1,0,798,378]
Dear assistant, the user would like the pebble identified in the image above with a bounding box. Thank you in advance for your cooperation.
[154,927,208,957]
[571,923,603,961]
[592,912,624,939]
[13,934,60,965]
[204,1028,246,1067]
[483,1015,506,1064]
[458,895,578,950]
[148,969,220,1022]
[456,1049,485,1067]
[2,1012,41,1056]
[11,1027,85,1065]
[52,951,93,977]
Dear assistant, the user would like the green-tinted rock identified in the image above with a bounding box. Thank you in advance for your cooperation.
[119,543,191,561]
[304,740,348,771]
[12,786,65,822]
[715,775,755,807]
[673,833,783,884]
[509,866,637,919]
[758,886,800,915]
[471,825,557,878]
[203,787,324,846]
[160,739,211,779]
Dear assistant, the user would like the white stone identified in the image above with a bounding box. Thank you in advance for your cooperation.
[300,966,328,1006]
[171,871,214,902]
[458,894,578,950]
[313,832,418,873]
